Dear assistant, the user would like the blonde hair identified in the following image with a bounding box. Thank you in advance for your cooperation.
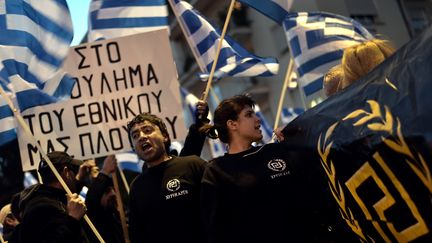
[323,64,343,96]
[341,39,395,89]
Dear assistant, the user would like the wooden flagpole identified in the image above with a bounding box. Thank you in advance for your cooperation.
[112,171,130,243]
[273,58,294,131]
[117,166,130,193]
[201,0,237,101]
[0,81,105,243]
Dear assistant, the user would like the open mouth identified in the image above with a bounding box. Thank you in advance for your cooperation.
[141,143,152,152]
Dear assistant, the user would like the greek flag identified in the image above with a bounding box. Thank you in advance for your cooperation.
[237,0,293,25]
[169,0,279,80]
[116,152,144,173]
[0,0,75,146]
[281,107,304,125]
[283,12,373,97]
[88,0,169,42]
[253,105,273,143]
[180,88,225,158]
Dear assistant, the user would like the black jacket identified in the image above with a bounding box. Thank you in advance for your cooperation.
[10,184,88,243]
[85,173,124,243]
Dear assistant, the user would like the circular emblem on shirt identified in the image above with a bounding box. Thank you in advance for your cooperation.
[166,178,181,192]
[267,159,286,172]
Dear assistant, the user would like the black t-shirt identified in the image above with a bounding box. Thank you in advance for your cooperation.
[129,155,206,243]
[201,143,339,243]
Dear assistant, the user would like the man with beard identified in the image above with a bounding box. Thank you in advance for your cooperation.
[85,155,123,243]
[127,112,207,243]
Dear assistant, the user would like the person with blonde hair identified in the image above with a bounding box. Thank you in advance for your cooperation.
[341,39,395,89]
[323,39,396,97]
[323,64,344,96]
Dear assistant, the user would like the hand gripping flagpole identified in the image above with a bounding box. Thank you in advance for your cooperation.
[0,80,105,243]
[273,58,294,131]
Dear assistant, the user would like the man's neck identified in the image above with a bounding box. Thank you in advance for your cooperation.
[146,154,172,168]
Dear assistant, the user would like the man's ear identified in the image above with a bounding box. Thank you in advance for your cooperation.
[227,120,237,131]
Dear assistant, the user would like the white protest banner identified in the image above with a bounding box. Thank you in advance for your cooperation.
[17,29,186,171]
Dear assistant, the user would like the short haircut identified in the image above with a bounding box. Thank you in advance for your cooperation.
[127,113,171,153]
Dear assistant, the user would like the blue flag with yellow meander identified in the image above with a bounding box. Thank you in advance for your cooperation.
[282,26,432,241]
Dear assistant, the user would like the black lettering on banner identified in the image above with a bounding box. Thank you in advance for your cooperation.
[23,114,36,134]
[165,116,177,139]
[106,42,121,63]
[90,43,103,66]
[27,143,39,167]
[75,46,90,69]
[109,128,123,150]
[102,100,118,122]
[53,109,64,132]
[46,139,55,153]
[74,104,89,127]
[70,77,81,99]
[116,99,123,120]
[83,75,94,97]
[79,133,94,157]
[96,131,109,153]
[137,93,150,114]
[88,102,102,124]
[123,96,136,118]
[100,72,111,94]
[129,65,143,88]
[151,90,162,113]
[56,136,70,153]
[114,68,127,90]
[147,63,159,85]
[39,112,53,134]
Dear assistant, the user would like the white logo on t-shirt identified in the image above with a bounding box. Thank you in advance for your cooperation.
[166,178,181,192]
[267,159,286,172]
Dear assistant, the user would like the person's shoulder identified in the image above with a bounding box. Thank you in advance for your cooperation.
[176,155,206,165]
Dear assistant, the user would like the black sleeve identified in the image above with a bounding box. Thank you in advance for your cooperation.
[85,173,111,212]
[129,179,144,243]
[19,197,83,243]
[200,166,220,243]
[180,124,207,157]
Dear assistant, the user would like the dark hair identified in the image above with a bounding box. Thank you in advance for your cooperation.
[38,152,82,184]
[203,95,255,143]
[127,113,171,153]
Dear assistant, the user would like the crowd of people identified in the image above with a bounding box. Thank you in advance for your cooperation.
[0,38,405,243]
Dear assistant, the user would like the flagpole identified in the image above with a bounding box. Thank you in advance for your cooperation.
[117,165,130,193]
[112,171,130,243]
[0,82,105,243]
[201,0,236,101]
[273,58,294,131]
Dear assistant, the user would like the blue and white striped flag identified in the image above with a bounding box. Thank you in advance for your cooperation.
[88,0,169,42]
[0,0,75,146]
[281,107,304,125]
[169,0,279,80]
[253,105,273,144]
[181,88,225,158]
[283,12,373,98]
[237,0,293,25]
[116,151,144,173]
